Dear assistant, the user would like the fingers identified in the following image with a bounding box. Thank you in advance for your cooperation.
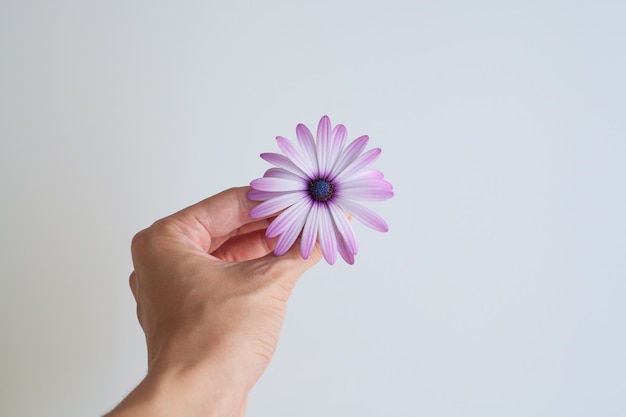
[170,187,259,252]
[207,218,273,254]
[254,238,323,285]
[209,229,277,262]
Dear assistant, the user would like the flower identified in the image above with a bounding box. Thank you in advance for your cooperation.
[248,115,393,265]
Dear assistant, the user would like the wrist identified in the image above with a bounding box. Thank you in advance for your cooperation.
[105,360,246,417]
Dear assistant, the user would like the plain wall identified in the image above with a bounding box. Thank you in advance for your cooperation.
[1,1,625,416]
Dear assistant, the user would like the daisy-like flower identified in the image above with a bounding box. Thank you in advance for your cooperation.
[248,115,393,265]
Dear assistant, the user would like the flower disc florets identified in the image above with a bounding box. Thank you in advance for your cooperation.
[248,115,393,265]
[309,179,334,202]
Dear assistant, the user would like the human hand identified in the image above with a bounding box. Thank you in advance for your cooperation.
[106,187,322,417]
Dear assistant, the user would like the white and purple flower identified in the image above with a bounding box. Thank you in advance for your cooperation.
[248,115,393,265]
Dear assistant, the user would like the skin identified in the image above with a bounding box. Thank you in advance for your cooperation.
[105,187,322,417]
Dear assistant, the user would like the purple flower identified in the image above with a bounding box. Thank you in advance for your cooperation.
[248,115,393,265]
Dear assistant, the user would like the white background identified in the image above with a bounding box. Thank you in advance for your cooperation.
[1,1,625,416]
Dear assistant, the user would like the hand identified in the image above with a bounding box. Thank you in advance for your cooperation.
[106,187,322,417]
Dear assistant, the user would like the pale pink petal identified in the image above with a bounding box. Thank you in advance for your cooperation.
[328,124,347,171]
[247,189,284,201]
[329,211,357,265]
[335,148,381,182]
[249,191,307,218]
[336,198,390,232]
[318,208,338,264]
[336,233,355,265]
[273,200,310,255]
[336,187,394,202]
[328,201,358,254]
[339,178,393,191]
[329,135,369,180]
[264,168,305,182]
[296,123,318,173]
[300,202,320,259]
[276,136,316,179]
[347,169,385,180]
[261,153,308,179]
[250,177,306,192]
[267,198,311,238]
[316,116,332,178]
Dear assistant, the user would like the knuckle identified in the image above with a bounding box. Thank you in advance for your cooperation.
[130,229,148,253]
[129,271,137,294]
[131,219,175,255]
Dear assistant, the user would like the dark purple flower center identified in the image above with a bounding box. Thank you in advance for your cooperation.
[309,178,334,202]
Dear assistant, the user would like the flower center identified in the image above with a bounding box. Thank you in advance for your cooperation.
[308,178,334,202]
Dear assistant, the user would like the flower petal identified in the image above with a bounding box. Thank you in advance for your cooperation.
[267,198,311,238]
[273,199,310,255]
[329,135,369,180]
[247,189,282,201]
[347,169,385,180]
[300,202,320,259]
[316,116,332,178]
[335,148,381,182]
[276,136,316,179]
[318,207,338,264]
[249,191,307,218]
[339,178,393,191]
[250,177,306,192]
[296,123,318,173]
[261,153,308,179]
[264,167,305,182]
[328,201,358,254]
[336,187,394,202]
[336,233,355,265]
[329,124,347,170]
[336,198,389,232]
